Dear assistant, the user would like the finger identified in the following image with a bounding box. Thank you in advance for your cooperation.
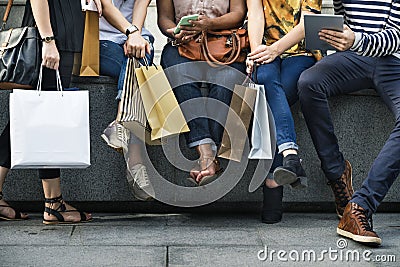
[145,42,151,55]
[123,44,128,56]
[54,61,59,70]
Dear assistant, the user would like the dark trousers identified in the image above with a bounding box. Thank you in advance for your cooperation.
[298,51,400,216]
[0,51,74,179]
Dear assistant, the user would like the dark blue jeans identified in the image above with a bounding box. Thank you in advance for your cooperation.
[298,51,400,216]
[100,39,154,99]
[160,43,246,148]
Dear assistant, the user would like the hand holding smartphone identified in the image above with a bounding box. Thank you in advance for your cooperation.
[174,14,199,34]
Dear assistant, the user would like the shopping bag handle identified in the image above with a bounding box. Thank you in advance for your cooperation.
[36,66,63,94]
[138,56,158,70]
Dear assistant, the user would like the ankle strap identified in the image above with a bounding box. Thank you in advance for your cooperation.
[44,195,63,203]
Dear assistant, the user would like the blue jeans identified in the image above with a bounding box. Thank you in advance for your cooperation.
[256,56,315,177]
[100,39,154,99]
[298,51,400,217]
[160,43,246,149]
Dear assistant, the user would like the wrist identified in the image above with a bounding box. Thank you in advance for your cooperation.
[125,24,139,36]
[41,36,55,43]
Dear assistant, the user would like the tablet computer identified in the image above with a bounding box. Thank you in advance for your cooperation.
[304,14,344,51]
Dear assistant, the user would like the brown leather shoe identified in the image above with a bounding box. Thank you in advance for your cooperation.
[328,160,354,218]
[337,202,382,246]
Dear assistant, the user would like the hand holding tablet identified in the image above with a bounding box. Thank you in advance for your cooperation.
[304,14,344,51]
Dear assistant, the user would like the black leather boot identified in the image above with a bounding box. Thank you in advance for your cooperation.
[261,185,283,224]
[273,154,307,186]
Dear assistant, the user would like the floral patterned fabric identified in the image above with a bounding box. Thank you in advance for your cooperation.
[263,0,322,56]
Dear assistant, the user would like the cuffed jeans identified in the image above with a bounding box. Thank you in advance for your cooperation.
[298,51,400,217]
[160,43,246,148]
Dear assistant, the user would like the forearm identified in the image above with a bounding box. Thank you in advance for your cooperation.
[271,11,313,55]
[247,0,264,51]
[29,0,53,38]
[101,0,131,34]
[156,0,176,38]
[207,0,246,30]
[131,0,151,33]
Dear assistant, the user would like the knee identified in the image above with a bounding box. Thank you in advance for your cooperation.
[297,68,324,103]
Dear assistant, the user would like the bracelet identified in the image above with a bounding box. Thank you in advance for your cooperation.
[41,36,55,43]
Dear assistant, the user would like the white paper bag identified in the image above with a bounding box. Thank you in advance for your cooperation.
[10,84,90,169]
[248,83,274,159]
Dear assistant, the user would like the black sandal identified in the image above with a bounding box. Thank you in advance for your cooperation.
[43,195,92,225]
[0,191,28,221]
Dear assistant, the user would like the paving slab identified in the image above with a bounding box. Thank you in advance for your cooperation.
[168,246,378,267]
[0,213,398,266]
[0,246,166,267]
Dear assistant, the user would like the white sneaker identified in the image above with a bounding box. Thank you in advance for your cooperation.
[126,164,154,201]
[101,120,130,153]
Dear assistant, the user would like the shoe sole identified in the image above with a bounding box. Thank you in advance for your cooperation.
[198,168,223,186]
[187,177,199,186]
[42,218,93,225]
[273,168,299,186]
[101,134,123,154]
[337,227,382,246]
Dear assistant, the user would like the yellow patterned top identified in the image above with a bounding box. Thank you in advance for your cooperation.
[263,0,322,57]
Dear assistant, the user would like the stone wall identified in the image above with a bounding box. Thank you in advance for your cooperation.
[0,1,399,212]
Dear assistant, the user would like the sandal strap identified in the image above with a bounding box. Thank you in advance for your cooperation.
[44,195,63,204]
[44,206,65,222]
[44,195,66,213]
[0,204,22,219]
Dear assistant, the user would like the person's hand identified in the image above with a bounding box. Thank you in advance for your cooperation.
[247,44,279,64]
[246,57,254,74]
[87,0,102,16]
[181,15,211,32]
[124,32,150,59]
[166,27,199,44]
[42,41,60,70]
[319,25,355,51]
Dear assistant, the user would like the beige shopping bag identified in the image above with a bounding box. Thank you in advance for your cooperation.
[73,10,99,76]
[218,83,257,162]
[135,64,190,140]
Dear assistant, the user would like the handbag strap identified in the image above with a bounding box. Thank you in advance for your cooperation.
[2,0,14,30]
[201,30,242,66]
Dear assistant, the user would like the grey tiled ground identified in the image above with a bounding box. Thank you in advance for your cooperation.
[0,213,399,266]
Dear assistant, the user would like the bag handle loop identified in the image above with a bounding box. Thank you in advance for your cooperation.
[2,0,14,31]
[201,30,242,66]
[36,66,63,95]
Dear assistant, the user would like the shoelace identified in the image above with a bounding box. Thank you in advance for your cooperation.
[328,179,349,206]
[116,123,129,144]
[353,205,374,231]
[133,166,150,188]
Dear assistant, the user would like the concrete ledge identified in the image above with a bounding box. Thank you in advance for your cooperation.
[1,75,399,212]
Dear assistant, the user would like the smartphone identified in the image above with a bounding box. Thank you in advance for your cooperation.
[174,14,199,34]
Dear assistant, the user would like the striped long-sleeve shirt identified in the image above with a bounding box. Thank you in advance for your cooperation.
[333,0,400,58]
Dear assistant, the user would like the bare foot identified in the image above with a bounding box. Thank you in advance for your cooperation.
[0,198,29,220]
[43,200,92,223]
[196,157,218,183]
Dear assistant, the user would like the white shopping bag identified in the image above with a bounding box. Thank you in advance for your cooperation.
[248,83,274,159]
[9,70,90,169]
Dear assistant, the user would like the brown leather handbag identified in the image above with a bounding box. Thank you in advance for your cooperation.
[178,28,249,65]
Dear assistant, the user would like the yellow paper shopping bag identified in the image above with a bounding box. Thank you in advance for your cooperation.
[135,65,190,140]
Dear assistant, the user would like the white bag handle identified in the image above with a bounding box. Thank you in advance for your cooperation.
[36,66,63,95]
